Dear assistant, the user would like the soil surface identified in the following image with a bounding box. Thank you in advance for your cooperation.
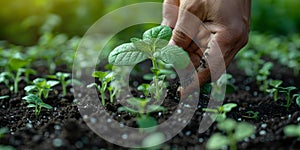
[1,60,300,150]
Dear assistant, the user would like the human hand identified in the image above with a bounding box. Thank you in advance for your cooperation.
[162,0,251,98]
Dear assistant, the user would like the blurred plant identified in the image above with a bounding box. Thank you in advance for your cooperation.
[0,127,9,138]
[22,94,52,116]
[284,124,300,140]
[279,86,297,109]
[211,74,236,101]
[294,94,300,108]
[118,97,166,131]
[242,111,260,120]
[256,62,273,92]
[266,80,283,101]
[24,78,59,99]
[202,103,237,122]
[206,119,255,150]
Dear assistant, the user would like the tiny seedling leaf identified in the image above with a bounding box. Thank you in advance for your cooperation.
[284,125,300,137]
[217,119,236,132]
[136,115,157,129]
[27,104,36,108]
[222,103,237,112]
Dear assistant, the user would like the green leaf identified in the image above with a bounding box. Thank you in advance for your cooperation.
[269,80,283,87]
[217,119,236,132]
[136,116,157,128]
[108,43,148,65]
[27,104,36,108]
[206,133,229,150]
[132,40,152,53]
[0,95,9,100]
[222,103,237,112]
[143,25,172,41]
[8,57,29,71]
[22,94,43,104]
[142,132,165,148]
[147,105,166,113]
[284,125,300,137]
[158,45,190,69]
[234,122,255,140]
[294,94,300,107]
[46,80,59,87]
[117,106,138,114]
[41,103,53,109]
[92,71,107,80]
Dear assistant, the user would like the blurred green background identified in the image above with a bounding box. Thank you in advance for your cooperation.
[0,0,299,45]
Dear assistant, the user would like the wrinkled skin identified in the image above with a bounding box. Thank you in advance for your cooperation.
[161,0,251,97]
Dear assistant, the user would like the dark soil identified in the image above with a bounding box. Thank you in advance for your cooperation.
[1,60,300,150]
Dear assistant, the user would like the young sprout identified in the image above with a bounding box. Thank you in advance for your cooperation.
[206,119,255,150]
[22,94,53,116]
[279,86,297,109]
[266,80,283,101]
[47,72,80,96]
[0,72,13,91]
[256,62,273,92]
[24,78,59,99]
[108,25,190,100]
[118,97,166,131]
[138,83,151,97]
[87,71,114,106]
[202,103,237,122]
[242,111,260,120]
[0,95,10,100]
[284,124,300,140]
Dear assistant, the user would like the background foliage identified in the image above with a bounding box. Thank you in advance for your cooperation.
[0,0,299,45]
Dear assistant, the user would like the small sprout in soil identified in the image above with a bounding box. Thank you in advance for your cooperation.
[138,83,151,97]
[108,25,190,100]
[47,72,80,96]
[293,94,300,108]
[118,97,166,131]
[256,62,273,92]
[284,124,300,140]
[279,86,297,109]
[87,71,114,106]
[0,68,26,94]
[0,127,9,138]
[266,79,283,101]
[24,78,59,99]
[242,111,260,120]
[202,103,237,122]
[206,119,255,150]
[210,74,236,101]
[22,94,53,116]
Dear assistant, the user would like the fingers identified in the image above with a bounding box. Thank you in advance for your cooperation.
[170,0,207,49]
[161,0,180,28]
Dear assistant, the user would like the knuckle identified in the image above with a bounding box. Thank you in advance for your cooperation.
[172,30,191,48]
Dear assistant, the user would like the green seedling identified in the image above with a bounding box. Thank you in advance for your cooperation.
[202,103,237,122]
[87,71,114,106]
[206,119,255,150]
[210,74,236,101]
[0,72,13,91]
[47,72,80,96]
[293,94,300,108]
[242,111,260,120]
[118,97,166,131]
[256,62,273,92]
[108,25,190,100]
[279,86,297,109]
[137,83,151,97]
[284,124,300,140]
[0,127,9,138]
[24,78,59,99]
[22,94,53,116]
[266,80,283,101]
